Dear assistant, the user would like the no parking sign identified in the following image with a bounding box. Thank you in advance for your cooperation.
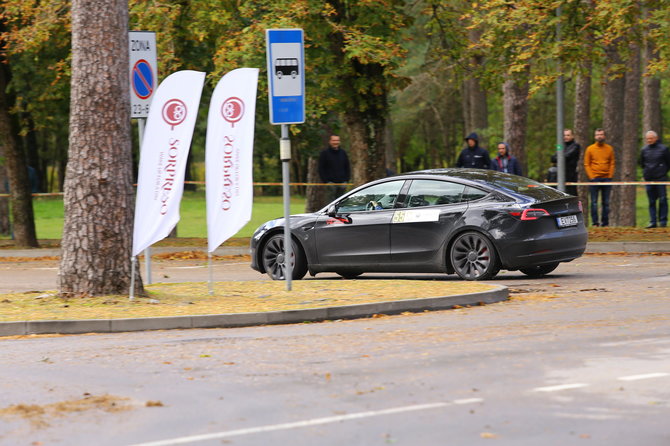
[129,31,158,118]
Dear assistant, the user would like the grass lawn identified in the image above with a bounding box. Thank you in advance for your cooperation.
[20,192,308,240]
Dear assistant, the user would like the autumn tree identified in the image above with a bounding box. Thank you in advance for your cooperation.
[0,18,38,247]
[59,0,141,296]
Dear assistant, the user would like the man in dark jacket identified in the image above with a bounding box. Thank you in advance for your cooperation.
[318,135,351,201]
[491,142,523,176]
[563,129,581,195]
[456,132,490,169]
[640,130,670,228]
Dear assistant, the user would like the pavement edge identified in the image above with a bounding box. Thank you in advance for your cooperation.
[0,285,508,337]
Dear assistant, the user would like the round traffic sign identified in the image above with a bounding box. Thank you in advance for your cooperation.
[132,59,155,99]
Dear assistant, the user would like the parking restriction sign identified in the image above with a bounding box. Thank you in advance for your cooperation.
[129,31,158,118]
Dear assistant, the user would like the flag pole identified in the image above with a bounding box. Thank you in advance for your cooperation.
[138,117,153,284]
[129,256,137,301]
[208,252,214,295]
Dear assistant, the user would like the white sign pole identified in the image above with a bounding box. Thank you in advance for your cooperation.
[280,125,292,290]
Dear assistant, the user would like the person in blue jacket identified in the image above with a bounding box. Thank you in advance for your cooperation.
[491,142,523,176]
[456,132,490,169]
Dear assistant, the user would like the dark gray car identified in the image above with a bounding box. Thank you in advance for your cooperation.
[250,169,588,281]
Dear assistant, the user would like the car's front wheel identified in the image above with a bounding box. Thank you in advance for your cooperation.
[261,234,308,280]
[450,231,500,280]
[519,262,559,278]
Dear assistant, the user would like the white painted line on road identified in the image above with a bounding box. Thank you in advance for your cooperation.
[453,398,484,404]
[617,372,669,381]
[533,383,589,392]
[129,402,452,446]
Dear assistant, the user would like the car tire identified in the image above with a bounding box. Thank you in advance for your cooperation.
[336,271,362,279]
[261,234,308,280]
[450,231,500,281]
[519,262,559,278]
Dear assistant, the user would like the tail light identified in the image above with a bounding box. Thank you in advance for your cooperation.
[520,208,550,220]
[578,201,583,213]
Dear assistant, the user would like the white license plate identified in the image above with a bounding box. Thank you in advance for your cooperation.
[556,214,578,227]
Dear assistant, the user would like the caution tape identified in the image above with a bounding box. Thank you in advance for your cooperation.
[1,181,668,198]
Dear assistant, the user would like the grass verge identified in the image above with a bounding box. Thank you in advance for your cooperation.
[0,280,495,322]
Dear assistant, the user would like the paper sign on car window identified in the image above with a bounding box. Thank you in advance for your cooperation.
[392,209,441,223]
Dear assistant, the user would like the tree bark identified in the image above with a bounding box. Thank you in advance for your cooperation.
[0,149,9,236]
[60,0,142,296]
[304,157,327,213]
[0,59,38,247]
[463,29,488,148]
[603,46,626,226]
[619,43,641,227]
[574,64,592,225]
[503,72,529,173]
[642,32,662,138]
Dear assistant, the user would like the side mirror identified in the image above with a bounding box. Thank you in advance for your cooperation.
[327,204,337,217]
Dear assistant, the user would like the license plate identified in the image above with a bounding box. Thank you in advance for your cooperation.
[556,214,578,227]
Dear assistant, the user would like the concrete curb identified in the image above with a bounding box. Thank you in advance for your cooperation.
[3,242,670,258]
[584,242,670,253]
[0,285,508,337]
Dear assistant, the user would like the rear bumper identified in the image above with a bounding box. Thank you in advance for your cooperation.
[497,225,588,269]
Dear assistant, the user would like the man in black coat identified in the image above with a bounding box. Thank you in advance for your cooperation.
[563,129,581,196]
[640,130,670,228]
[456,132,490,169]
[318,135,351,201]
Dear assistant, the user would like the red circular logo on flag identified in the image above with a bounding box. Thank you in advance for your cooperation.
[221,97,245,127]
[162,99,187,127]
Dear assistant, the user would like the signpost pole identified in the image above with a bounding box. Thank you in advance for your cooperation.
[281,125,292,291]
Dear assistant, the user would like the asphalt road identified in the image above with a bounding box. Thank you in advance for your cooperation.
[1,254,669,445]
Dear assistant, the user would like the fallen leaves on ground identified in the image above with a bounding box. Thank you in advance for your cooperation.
[0,280,496,322]
[0,394,132,428]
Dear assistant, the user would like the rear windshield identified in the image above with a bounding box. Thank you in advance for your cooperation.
[487,176,566,201]
[437,170,566,201]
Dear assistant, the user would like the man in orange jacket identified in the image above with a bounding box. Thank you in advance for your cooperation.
[584,128,616,226]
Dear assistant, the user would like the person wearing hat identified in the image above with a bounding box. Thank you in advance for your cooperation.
[491,142,523,176]
[456,132,491,169]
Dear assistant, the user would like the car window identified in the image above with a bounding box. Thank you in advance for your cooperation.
[462,186,488,201]
[337,180,404,212]
[405,180,466,207]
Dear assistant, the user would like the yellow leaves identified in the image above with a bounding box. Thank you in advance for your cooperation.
[0,280,496,322]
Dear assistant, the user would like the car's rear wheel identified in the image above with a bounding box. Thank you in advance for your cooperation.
[519,262,559,278]
[450,232,500,280]
[261,234,308,280]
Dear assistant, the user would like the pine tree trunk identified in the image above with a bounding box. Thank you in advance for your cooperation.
[642,35,662,138]
[304,157,326,213]
[0,62,38,247]
[503,72,529,173]
[603,46,626,226]
[619,43,641,227]
[574,66,592,225]
[59,0,142,296]
[464,29,488,149]
[0,158,9,236]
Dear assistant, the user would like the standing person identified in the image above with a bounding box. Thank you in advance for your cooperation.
[563,129,581,196]
[318,135,350,202]
[639,130,670,228]
[490,142,522,176]
[456,132,490,169]
[584,128,616,227]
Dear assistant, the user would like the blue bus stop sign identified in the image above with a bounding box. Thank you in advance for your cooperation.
[266,29,305,125]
